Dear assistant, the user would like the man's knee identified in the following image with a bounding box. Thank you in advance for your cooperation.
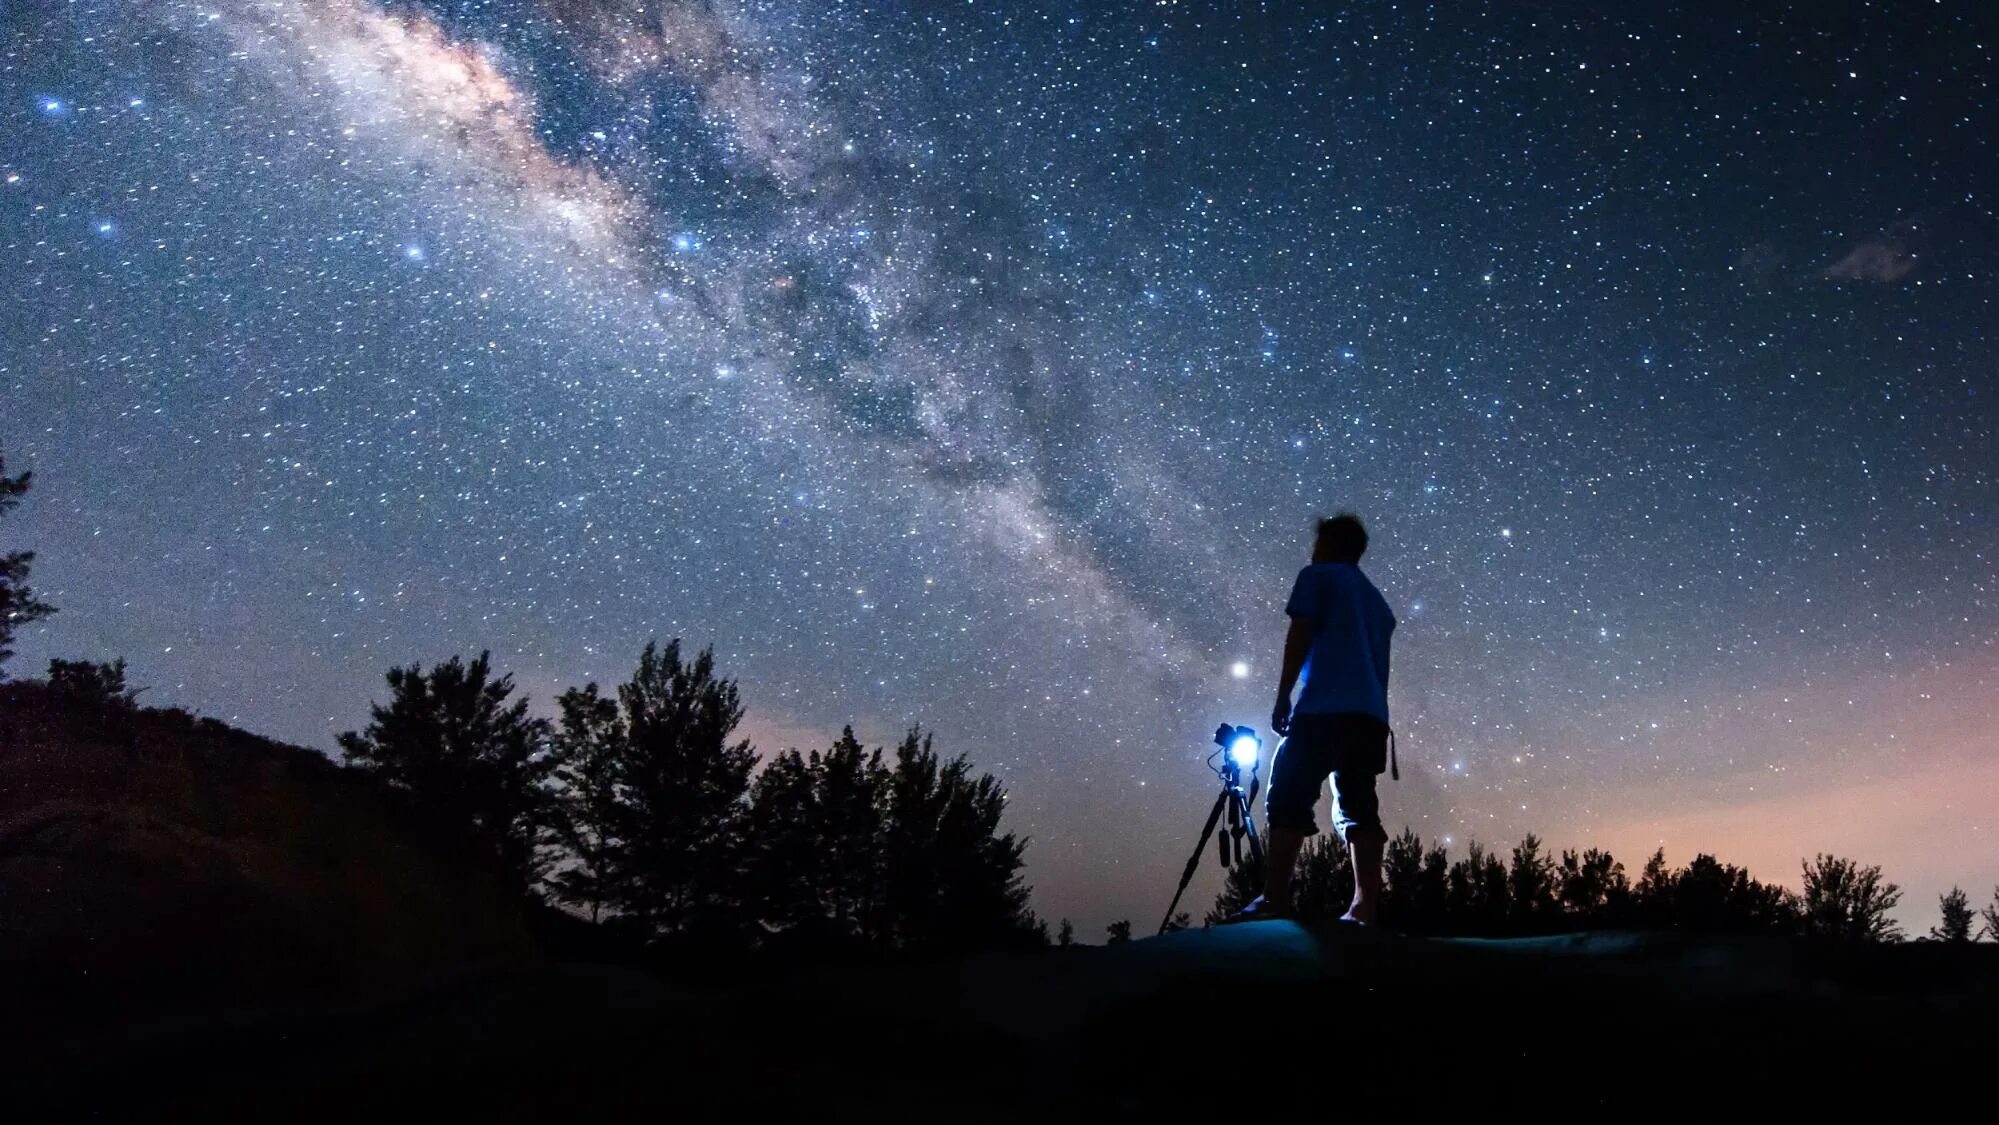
[1335,820,1387,847]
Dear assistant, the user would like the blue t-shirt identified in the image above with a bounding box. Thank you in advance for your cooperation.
[1286,562,1396,723]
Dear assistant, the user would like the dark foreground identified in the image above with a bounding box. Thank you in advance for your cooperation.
[13,922,1998,1121]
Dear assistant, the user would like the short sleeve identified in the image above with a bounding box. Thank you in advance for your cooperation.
[1284,566,1324,620]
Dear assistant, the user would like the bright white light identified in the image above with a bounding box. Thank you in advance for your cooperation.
[1229,660,1250,679]
[1228,733,1259,769]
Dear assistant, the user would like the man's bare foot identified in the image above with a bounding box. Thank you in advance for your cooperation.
[1339,904,1378,926]
[1224,895,1293,924]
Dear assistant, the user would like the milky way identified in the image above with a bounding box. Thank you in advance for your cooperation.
[5,1,1995,931]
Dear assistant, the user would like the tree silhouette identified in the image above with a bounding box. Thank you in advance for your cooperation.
[582,641,756,937]
[1557,847,1630,924]
[545,681,627,922]
[0,454,55,675]
[1633,848,1675,927]
[745,749,826,936]
[1057,918,1074,946]
[1931,887,1974,943]
[1669,854,1797,934]
[1508,834,1558,928]
[810,728,890,941]
[1198,827,1918,943]
[46,657,141,708]
[1382,828,1424,929]
[1415,843,1451,933]
[1800,854,1903,943]
[1290,836,1356,920]
[743,727,890,945]
[1206,855,1262,926]
[338,652,554,896]
[1446,841,1511,933]
[876,727,1041,952]
[1982,887,1999,942]
[1105,920,1132,944]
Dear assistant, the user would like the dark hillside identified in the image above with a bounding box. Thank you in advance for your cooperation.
[0,681,537,1019]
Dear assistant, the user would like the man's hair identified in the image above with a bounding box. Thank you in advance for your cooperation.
[1313,512,1368,563]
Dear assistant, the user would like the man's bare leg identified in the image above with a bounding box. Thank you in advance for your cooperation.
[1262,826,1306,913]
[1343,830,1385,925]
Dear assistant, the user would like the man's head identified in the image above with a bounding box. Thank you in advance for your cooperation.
[1312,512,1368,564]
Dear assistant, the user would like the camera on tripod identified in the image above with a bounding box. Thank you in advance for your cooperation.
[1157,723,1270,933]
[1216,723,1261,775]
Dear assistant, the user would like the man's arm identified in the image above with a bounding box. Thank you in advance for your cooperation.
[1272,615,1314,734]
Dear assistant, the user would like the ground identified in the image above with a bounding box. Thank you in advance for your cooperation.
[12,921,1997,1120]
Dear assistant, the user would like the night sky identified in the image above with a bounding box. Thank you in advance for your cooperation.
[5,1,1995,933]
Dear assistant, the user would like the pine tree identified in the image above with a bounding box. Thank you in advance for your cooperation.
[1106,920,1132,944]
[1930,887,1974,943]
[595,641,756,937]
[877,727,1039,952]
[338,652,554,896]
[1799,854,1903,943]
[46,657,141,708]
[1508,834,1557,927]
[1291,836,1355,920]
[1382,828,1425,929]
[1633,848,1675,927]
[1446,841,1512,934]
[0,454,55,675]
[1415,844,1451,934]
[742,727,890,944]
[545,681,627,922]
[1982,887,1999,942]
[811,728,889,941]
[1557,847,1629,925]
[745,749,823,935]
[1057,918,1074,946]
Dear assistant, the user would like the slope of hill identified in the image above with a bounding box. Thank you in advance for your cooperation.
[0,680,537,1019]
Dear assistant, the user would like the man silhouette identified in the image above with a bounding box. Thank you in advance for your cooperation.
[1235,513,1396,924]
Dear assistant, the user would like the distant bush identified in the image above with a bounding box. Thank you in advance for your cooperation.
[1209,828,1919,944]
[46,658,142,709]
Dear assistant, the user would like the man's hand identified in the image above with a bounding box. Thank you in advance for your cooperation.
[1271,695,1292,737]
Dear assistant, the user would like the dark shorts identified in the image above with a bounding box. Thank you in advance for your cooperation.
[1265,711,1389,844]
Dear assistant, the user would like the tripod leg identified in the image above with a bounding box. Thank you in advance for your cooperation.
[1233,786,1267,895]
[1159,789,1231,935]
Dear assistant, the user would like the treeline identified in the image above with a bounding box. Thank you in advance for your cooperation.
[332,644,1048,955]
[1208,830,1999,943]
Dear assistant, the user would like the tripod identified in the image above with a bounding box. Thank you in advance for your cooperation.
[1158,728,1267,934]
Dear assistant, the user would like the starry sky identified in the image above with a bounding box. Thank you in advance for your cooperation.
[5,1,1995,934]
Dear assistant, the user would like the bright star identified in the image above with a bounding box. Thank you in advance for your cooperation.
[1229,661,1250,679]
[402,243,425,261]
